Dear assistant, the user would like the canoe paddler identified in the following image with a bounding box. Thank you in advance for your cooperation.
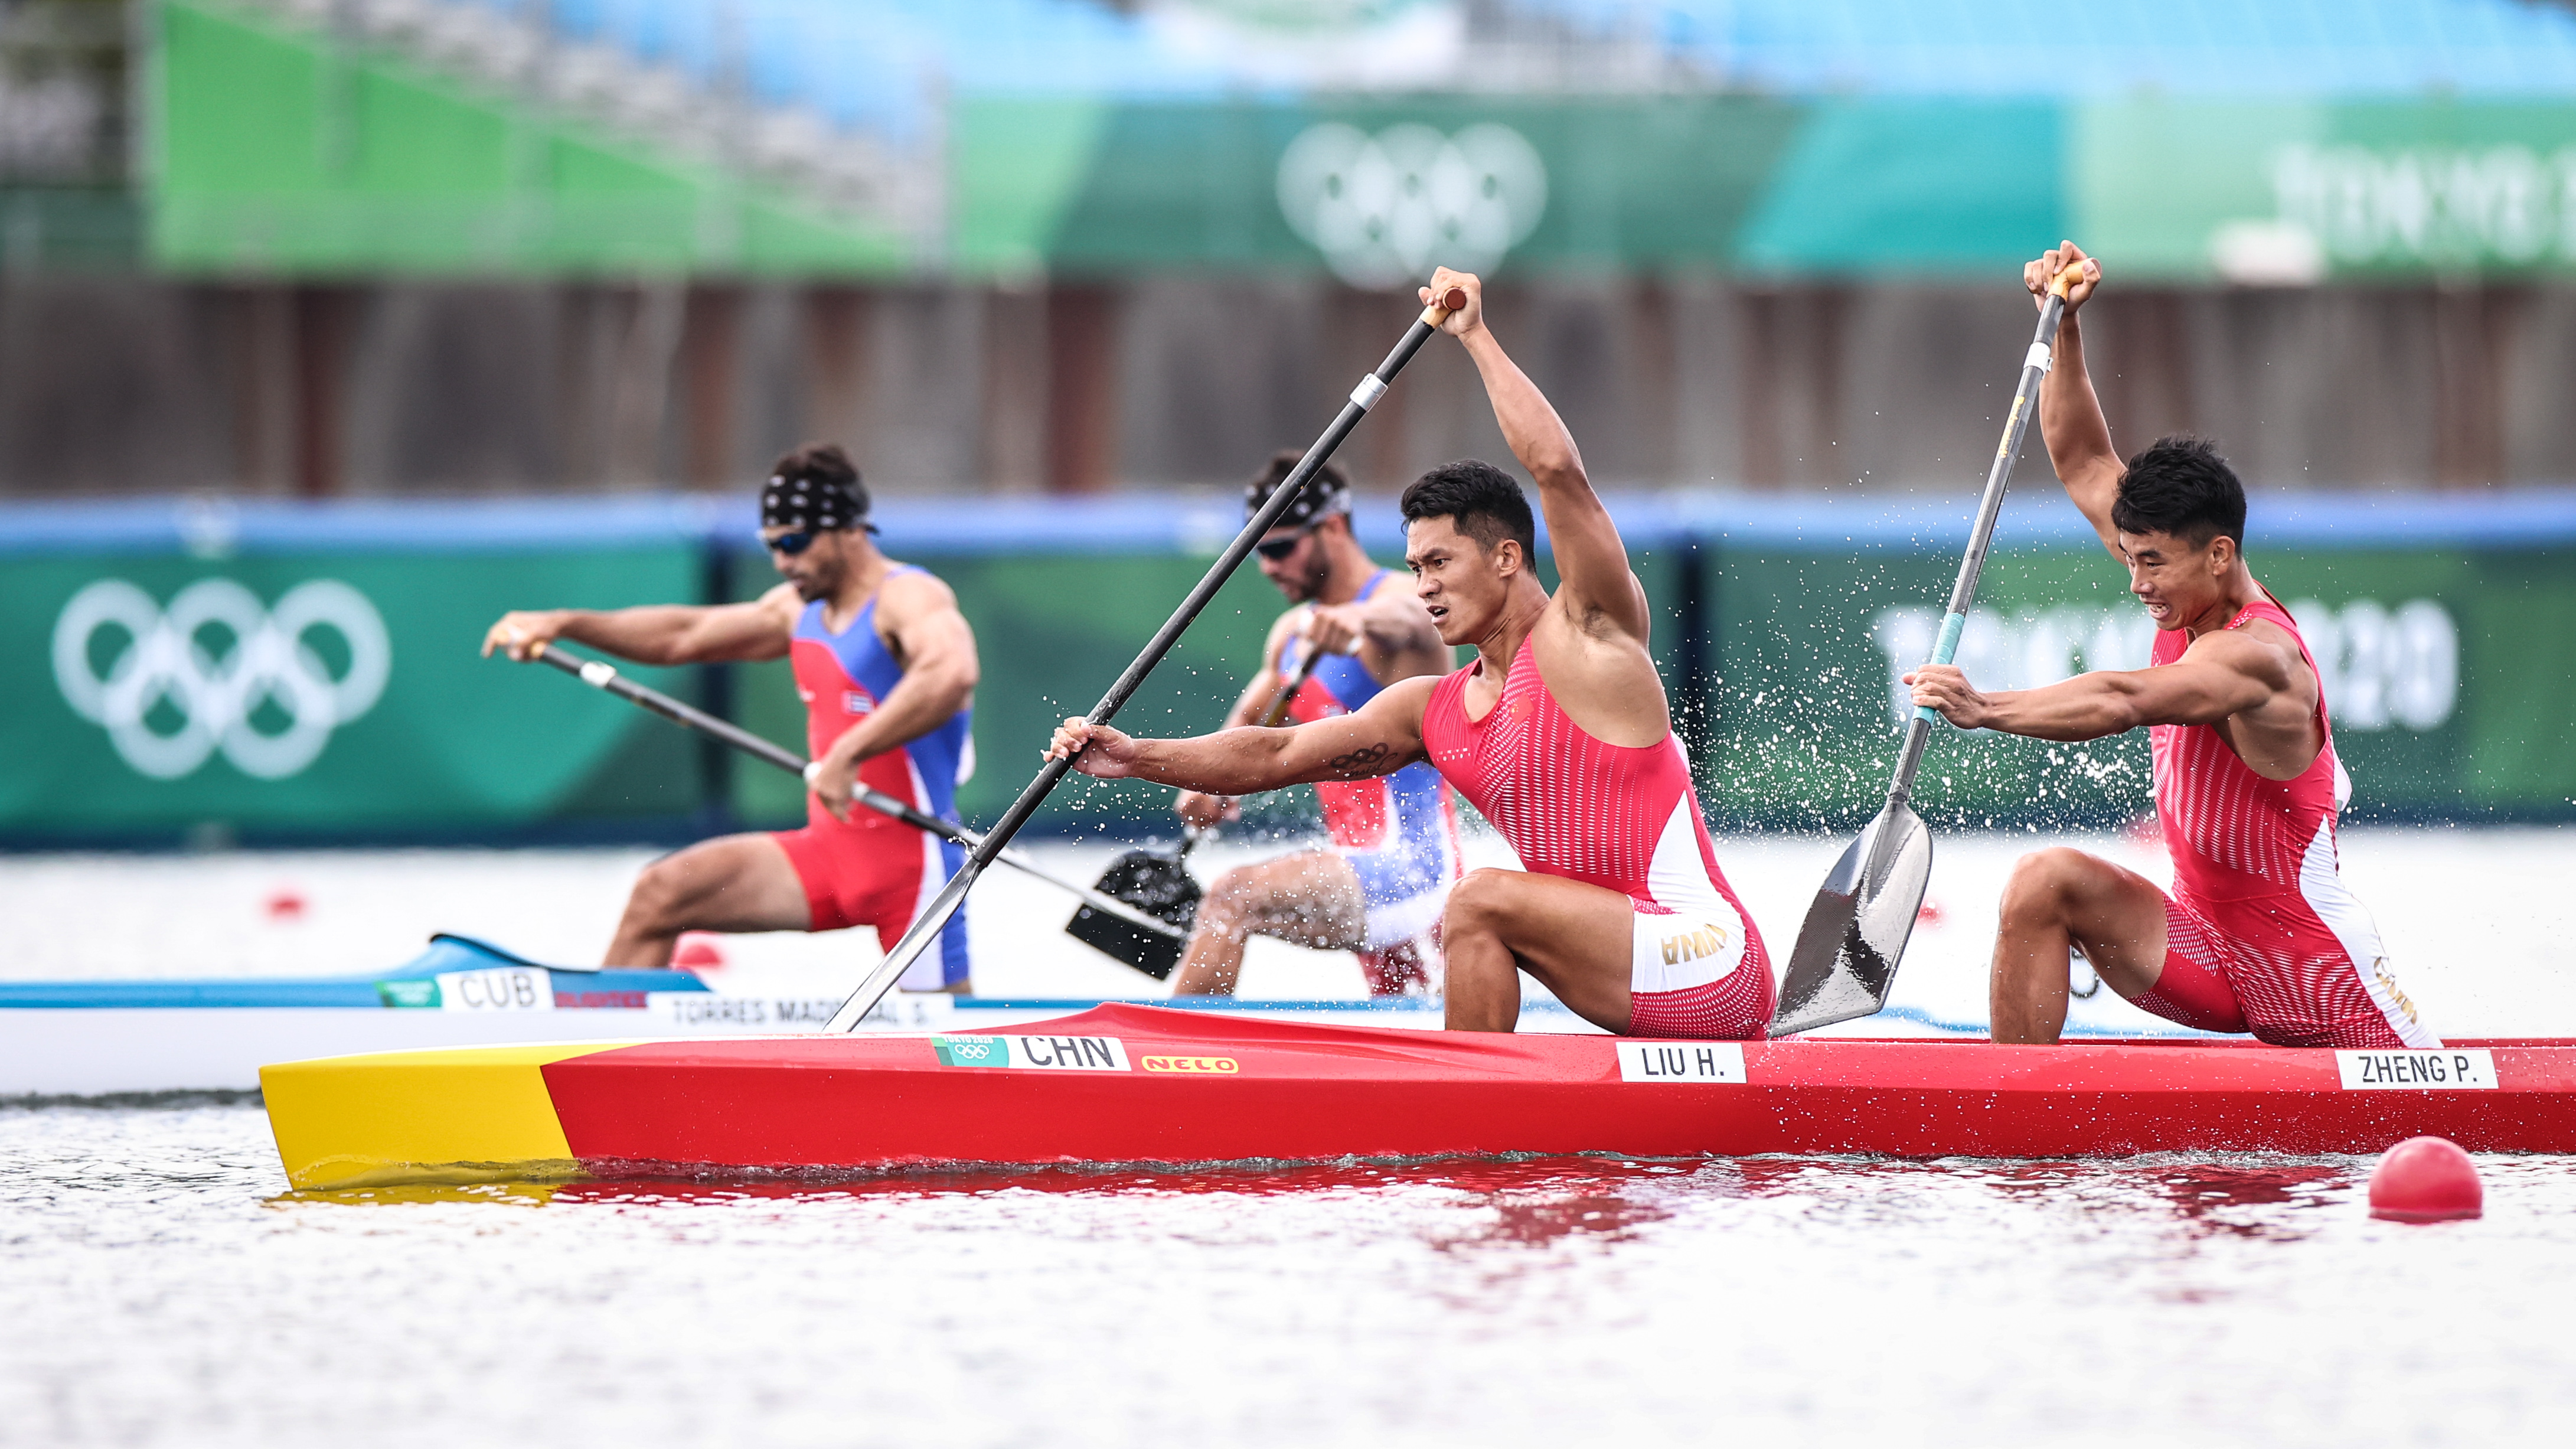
[1167,451,1462,997]
[482,443,980,988]
[1905,242,2437,1049]
[1049,269,1774,1038]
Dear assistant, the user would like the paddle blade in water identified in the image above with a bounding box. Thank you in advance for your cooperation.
[1769,805,1934,1036]
[1065,847,1204,979]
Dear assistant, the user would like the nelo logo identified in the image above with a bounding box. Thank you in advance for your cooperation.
[1140,1055,1240,1075]
[1277,122,1547,288]
[51,578,392,780]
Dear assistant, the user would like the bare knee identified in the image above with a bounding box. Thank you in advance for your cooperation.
[1998,848,2096,931]
[1441,868,1518,938]
[624,857,692,932]
[1195,866,1269,938]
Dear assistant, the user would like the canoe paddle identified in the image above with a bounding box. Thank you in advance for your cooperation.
[524,642,1186,946]
[1062,637,1328,978]
[827,286,1465,1032]
[1768,265,2082,1037]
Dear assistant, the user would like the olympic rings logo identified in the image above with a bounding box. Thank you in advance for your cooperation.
[1277,122,1547,288]
[51,578,392,780]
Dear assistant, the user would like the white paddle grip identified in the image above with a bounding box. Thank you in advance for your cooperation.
[577,661,616,687]
[2024,342,2052,374]
[1350,374,1387,411]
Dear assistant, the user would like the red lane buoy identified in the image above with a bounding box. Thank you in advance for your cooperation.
[2368,1135,2483,1222]
[1916,899,1945,927]
[673,934,727,970]
[265,888,306,922]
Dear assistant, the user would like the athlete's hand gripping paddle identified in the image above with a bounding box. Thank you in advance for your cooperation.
[521,642,1185,946]
[827,286,1465,1032]
[1062,643,1328,979]
[1769,265,2083,1037]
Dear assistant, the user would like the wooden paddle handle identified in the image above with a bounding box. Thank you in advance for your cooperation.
[1421,285,1468,326]
[2048,262,2086,299]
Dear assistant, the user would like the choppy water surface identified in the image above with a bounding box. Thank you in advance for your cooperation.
[4,1104,2571,1447]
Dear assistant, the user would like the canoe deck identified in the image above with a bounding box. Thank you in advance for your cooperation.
[260,1003,2576,1189]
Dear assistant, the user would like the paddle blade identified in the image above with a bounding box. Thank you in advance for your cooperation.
[1769,805,1934,1036]
[1066,846,1204,979]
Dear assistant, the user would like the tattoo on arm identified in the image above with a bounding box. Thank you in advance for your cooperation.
[1323,740,1393,778]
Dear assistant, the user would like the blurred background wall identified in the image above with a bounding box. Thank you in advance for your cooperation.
[10,0,2576,498]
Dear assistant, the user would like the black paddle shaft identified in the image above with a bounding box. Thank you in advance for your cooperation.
[826,292,1461,1032]
[528,642,1184,941]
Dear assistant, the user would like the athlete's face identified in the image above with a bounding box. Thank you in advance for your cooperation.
[767,527,853,602]
[1404,515,1517,645]
[1255,516,1337,602]
[2117,528,2235,630]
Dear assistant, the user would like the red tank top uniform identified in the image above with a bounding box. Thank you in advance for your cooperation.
[1420,637,1774,1039]
[2136,598,2436,1048]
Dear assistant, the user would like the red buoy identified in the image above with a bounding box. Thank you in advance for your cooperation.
[2368,1135,2483,1222]
[673,934,727,970]
[264,888,306,922]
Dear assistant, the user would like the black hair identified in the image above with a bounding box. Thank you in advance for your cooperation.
[1243,449,1351,528]
[1399,459,1535,559]
[763,442,873,533]
[2111,436,2245,549]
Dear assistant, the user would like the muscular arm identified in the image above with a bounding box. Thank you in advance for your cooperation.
[2025,244,2123,559]
[483,588,796,665]
[1053,676,1436,795]
[818,571,978,766]
[1436,270,1650,643]
[1910,631,2300,742]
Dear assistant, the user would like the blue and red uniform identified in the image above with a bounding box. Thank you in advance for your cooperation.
[773,570,972,990]
[1278,571,1464,990]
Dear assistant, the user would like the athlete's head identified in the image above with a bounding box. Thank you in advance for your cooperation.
[1246,450,1353,602]
[760,442,876,601]
[2113,436,2247,630]
[1399,459,1537,645]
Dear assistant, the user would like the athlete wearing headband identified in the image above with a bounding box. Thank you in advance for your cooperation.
[483,442,980,987]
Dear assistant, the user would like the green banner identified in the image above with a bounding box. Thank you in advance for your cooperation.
[2075,99,2576,282]
[1,548,703,838]
[4,504,2565,843]
[1702,540,2575,829]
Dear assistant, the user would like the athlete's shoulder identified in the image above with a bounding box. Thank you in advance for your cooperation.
[873,564,962,619]
[1363,671,1442,726]
[2183,618,2307,696]
[756,581,813,631]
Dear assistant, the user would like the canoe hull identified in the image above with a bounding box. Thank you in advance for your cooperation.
[260,1004,2576,1189]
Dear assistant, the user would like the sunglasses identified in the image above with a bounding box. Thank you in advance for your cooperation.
[1255,526,1316,562]
[761,529,818,556]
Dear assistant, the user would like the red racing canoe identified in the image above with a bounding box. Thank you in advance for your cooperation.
[260,1003,2576,1189]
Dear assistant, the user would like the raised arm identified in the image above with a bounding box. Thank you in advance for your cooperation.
[1426,267,1650,642]
[1049,676,1436,797]
[482,586,797,665]
[2025,242,2123,558]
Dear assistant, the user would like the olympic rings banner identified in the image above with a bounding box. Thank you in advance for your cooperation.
[1,494,2567,843]
[1,539,702,840]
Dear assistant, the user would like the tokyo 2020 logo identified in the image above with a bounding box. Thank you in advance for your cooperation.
[51,578,391,780]
[1276,122,1547,288]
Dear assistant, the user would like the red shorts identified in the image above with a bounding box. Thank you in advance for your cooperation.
[2133,888,2435,1049]
[772,815,969,990]
[1627,965,1774,1040]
